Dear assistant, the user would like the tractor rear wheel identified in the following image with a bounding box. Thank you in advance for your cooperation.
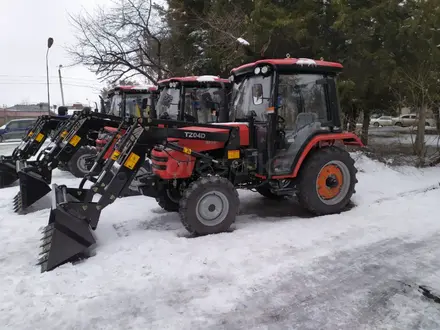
[179,176,239,235]
[68,146,97,178]
[297,146,357,215]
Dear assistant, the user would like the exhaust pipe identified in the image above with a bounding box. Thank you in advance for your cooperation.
[13,165,52,213]
[38,184,101,272]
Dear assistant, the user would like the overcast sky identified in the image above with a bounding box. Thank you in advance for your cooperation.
[0,0,110,108]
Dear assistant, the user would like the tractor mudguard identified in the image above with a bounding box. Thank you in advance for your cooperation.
[38,184,99,272]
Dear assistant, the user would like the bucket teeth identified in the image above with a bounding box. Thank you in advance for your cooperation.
[39,243,52,255]
[36,206,97,273]
[12,192,23,213]
[37,253,49,265]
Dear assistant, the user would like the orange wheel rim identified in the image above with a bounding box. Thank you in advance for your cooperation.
[316,164,344,200]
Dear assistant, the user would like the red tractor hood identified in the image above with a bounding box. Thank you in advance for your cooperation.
[167,122,249,152]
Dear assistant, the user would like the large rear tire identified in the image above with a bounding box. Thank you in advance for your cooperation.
[179,176,239,235]
[68,146,97,178]
[297,147,357,215]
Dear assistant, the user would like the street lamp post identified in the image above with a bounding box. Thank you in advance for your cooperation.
[58,64,65,106]
[46,37,54,114]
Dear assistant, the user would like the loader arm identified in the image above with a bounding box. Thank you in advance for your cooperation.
[39,119,240,272]
[13,110,133,213]
[0,115,69,188]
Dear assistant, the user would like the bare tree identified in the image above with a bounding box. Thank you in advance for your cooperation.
[68,0,169,84]
[395,61,440,166]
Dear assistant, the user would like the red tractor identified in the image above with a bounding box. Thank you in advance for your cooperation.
[39,57,363,272]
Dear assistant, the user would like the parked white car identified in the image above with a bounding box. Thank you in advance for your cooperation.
[370,115,394,127]
[393,114,436,127]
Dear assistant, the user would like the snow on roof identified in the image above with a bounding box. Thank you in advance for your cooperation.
[231,58,343,75]
[237,37,250,46]
[158,76,229,85]
[196,75,218,82]
[116,85,157,92]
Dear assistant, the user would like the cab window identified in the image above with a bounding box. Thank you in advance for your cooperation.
[278,74,327,130]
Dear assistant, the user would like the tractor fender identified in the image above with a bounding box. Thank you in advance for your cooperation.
[291,132,363,178]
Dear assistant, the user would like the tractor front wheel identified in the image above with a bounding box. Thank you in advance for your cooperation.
[68,146,97,178]
[179,176,239,235]
[297,147,357,215]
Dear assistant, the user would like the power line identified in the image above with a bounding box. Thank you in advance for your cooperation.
[0,74,100,83]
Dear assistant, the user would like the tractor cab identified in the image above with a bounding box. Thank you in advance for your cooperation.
[156,76,230,123]
[96,85,159,152]
[229,58,360,179]
[106,85,159,119]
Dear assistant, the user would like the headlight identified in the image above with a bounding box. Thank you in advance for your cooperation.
[261,66,269,74]
[254,67,261,75]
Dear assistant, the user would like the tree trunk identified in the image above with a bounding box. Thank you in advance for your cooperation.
[347,104,358,133]
[414,104,427,166]
[433,104,440,133]
[361,108,370,145]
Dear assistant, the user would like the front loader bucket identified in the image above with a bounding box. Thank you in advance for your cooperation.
[13,170,52,213]
[0,160,18,188]
[38,184,101,272]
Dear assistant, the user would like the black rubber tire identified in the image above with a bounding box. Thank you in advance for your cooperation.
[179,176,239,235]
[156,188,181,212]
[395,122,402,127]
[297,146,357,215]
[256,184,285,200]
[373,122,380,127]
[67,146,97,178]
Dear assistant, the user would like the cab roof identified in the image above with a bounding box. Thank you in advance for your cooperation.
[112,85,158,93]
[231,58,343,76]
[158,75,230,85]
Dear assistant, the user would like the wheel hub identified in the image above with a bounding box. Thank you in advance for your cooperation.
[196,191,229,226]
[316,164,344,200]
[77,154,94,174]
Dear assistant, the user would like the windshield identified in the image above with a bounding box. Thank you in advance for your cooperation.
[183,87,226,123]
[230,75,272,122]
[278,74,328,131]
[157,87,180,120]
[109,93,151,118]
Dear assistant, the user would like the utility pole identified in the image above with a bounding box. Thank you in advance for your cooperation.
[58,65,65,106]
[46,37,54,114]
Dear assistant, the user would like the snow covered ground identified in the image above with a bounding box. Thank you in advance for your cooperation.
[1,148,440,329]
